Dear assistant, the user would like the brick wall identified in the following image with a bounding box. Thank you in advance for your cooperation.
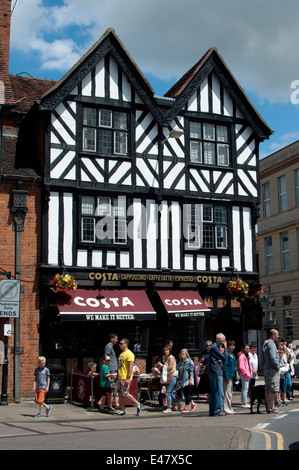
[0,178,41,400]
[0,0,14,103]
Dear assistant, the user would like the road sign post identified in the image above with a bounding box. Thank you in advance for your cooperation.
[0,278,20,405]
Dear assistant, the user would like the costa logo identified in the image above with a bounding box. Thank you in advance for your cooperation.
[74,295,135,309]
[164,298,203,306]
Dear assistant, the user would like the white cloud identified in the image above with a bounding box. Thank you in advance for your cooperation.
[10,0,299,104]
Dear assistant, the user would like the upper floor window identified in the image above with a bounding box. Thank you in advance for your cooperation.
[185,203,202,249]
[265,236,273,274]
[190,122,230,166]
[81,195,127,244]
[281,231,290,271]
[82,107,128,155]
[202,204,228,249]
[295,170,299,206]
[262,182,271,217]
[278,175,287,212]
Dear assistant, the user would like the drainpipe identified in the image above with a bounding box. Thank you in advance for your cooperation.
[10,186,27,402]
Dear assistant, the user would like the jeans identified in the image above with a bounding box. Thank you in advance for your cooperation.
[166,376,179,408]
[286,371,292,399]
[209,375,224,415]
[241,377,249,404]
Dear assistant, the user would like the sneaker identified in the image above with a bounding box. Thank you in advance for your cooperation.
[242,404,250,408]
[137,403,143,415]
[163,408,172,414]
[46,405,52,417]
[272,407,282,413]
[275,402,283,407]
[117,411,126,416]
[35,412,44,419]
[283,401,289,406]
[181,407,189,413]
[191,403,197,411]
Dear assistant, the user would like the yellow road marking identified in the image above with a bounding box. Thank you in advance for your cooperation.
[245,428,284,450]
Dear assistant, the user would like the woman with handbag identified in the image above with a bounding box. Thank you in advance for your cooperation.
[157,346,181,413]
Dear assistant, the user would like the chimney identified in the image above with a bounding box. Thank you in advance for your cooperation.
[0,0,13,103]
[0,0,12,75]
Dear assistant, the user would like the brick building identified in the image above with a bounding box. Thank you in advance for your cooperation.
[0,0,54,401]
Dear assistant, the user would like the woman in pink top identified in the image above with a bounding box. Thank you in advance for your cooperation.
[238,344,252,408]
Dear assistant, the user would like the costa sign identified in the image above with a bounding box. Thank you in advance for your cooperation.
[74,295,135,309]
[157,290,210,318]
[164,297,204,307]
[57,289,156,321]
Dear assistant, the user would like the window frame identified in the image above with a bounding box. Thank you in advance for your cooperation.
[278,175,287,212]
[80,195,128,245]
[202,204,228,250]
[189,121,230,167]
[82,107,129,157]
[281,231,290,272]
[262,182,271,218]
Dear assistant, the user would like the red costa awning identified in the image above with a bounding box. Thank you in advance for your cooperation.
[57,289,156,321]
[157,290,210,319]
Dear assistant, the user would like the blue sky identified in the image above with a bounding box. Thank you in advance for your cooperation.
[9,0,299,159]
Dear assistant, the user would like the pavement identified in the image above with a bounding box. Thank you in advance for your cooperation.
[1,382,298,450]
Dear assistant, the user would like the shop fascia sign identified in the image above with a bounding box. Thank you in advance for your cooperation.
[88,271,223,284]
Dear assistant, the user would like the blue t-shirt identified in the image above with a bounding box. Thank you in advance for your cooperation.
[34,366,50,389]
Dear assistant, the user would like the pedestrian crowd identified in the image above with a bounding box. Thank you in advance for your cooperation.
[32,329,297,418]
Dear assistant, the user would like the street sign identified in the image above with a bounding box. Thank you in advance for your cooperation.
[4,324,11,336]
[0,280,20,318]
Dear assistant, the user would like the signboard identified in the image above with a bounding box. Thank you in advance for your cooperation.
[88,271,223,285]
[57,289,157,321]
[157,290,210,319]
[0,280,20,318]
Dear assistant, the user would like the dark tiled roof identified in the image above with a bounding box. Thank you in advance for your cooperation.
[9,74,56,112]
[1,135,40,178]
[1,74,56,178]
[165,47,216,98]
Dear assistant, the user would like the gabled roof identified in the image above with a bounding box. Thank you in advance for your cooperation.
[39,28,271,140]
[163,47,272,139]
[39,28,164,123]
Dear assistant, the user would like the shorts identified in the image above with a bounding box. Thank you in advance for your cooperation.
[264,369,280,392]
[100,386,112,396]
[116,380,131,395]
[35,389,47,404]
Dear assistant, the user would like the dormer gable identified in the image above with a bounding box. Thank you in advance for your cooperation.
[39,28,163,123]
[163,47,272,140]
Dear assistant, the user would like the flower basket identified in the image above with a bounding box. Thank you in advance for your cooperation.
[252,286,264,301]
[226,279,249,297]
[51,273,77,293]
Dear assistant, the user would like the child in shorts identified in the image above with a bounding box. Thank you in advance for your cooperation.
[98,355,116,412]
[33,356,52,418]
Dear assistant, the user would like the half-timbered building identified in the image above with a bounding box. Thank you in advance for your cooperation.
[31,29,271,375]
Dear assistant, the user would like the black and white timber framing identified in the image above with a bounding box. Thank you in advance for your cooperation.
[38,28,272,278]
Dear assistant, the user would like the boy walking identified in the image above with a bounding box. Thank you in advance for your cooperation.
[33,356,52,418]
